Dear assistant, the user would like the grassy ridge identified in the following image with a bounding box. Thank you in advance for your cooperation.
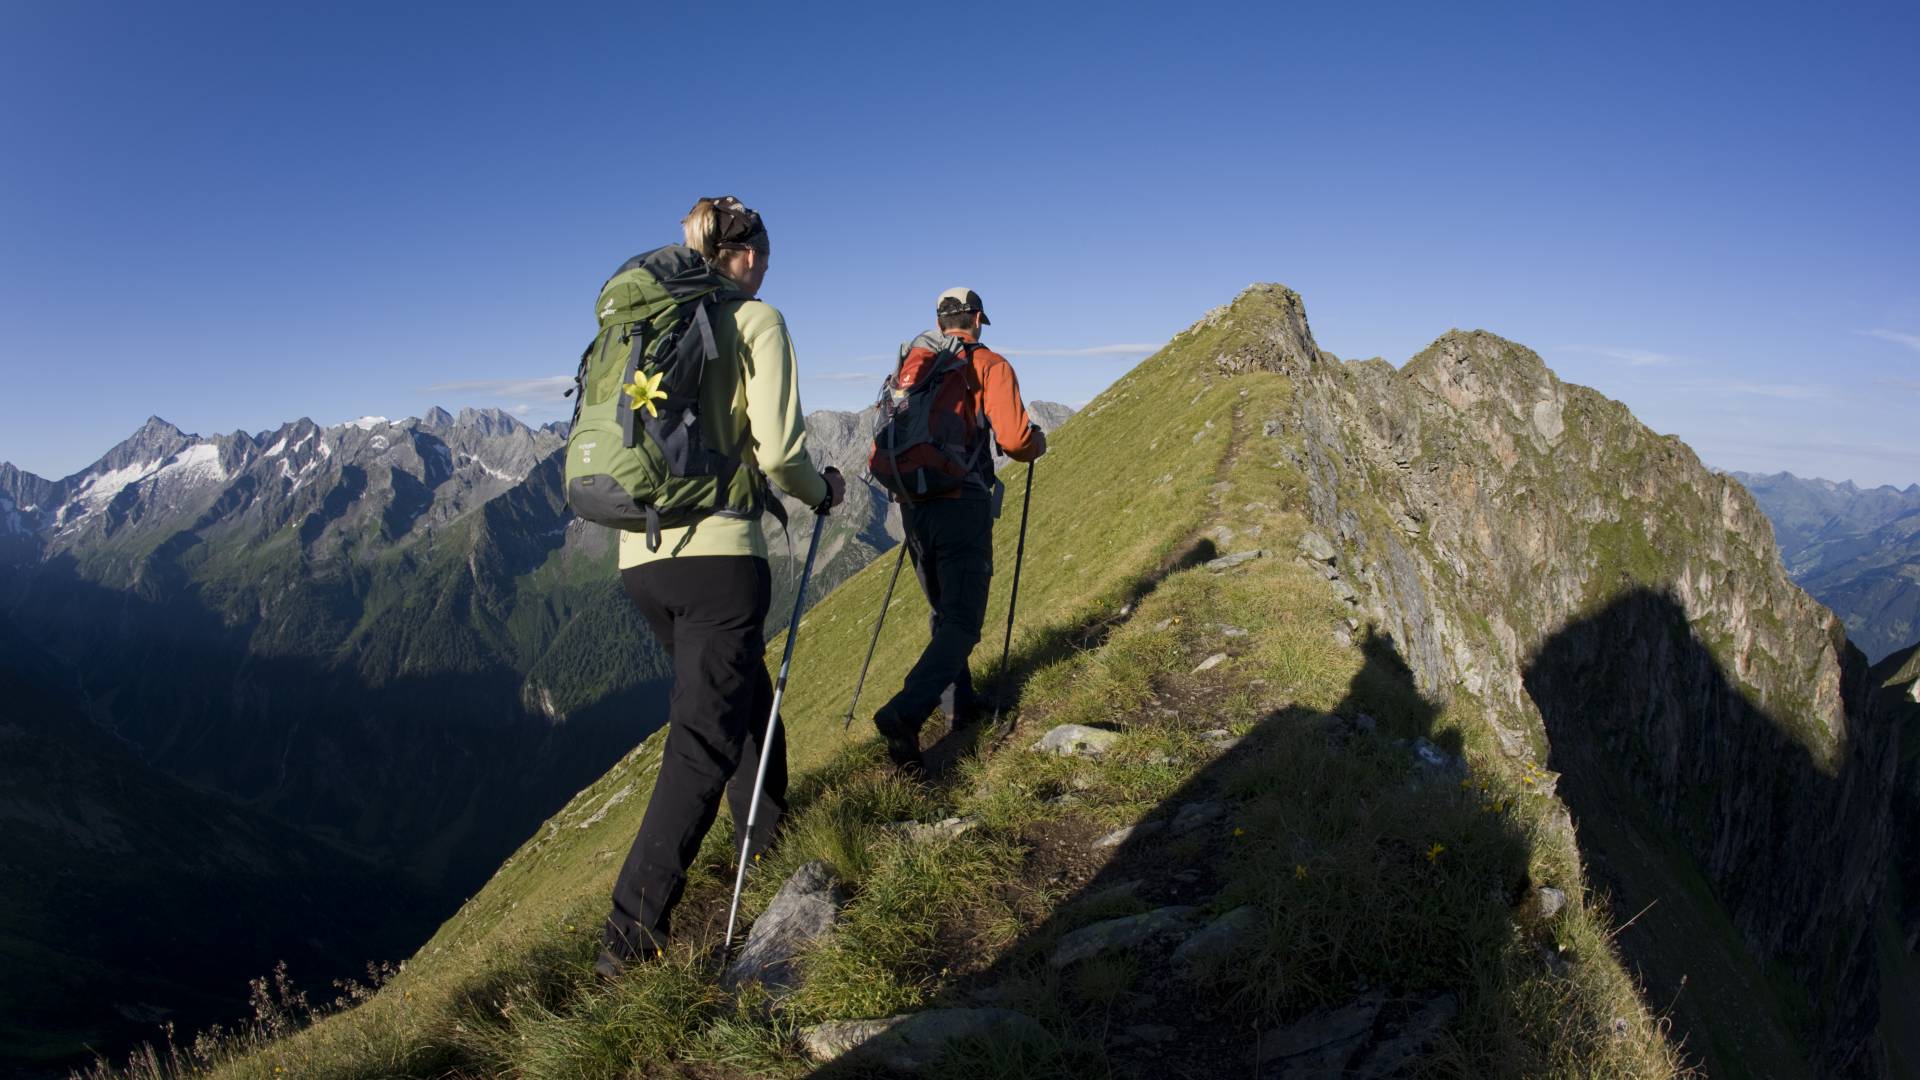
[89,289,1685,1078]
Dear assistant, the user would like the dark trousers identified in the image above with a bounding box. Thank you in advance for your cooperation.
[601,555,788,962]
[877,497,995,736]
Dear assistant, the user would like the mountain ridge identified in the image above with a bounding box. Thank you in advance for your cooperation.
[159,283,1914,1078]
[0,397,1074,1071]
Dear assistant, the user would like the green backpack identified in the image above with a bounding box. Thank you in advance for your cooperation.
[563,245,771,550]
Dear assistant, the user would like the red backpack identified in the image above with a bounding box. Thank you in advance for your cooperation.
[867,331,992,502]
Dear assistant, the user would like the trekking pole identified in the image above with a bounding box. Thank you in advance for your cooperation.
[723,506,828,959]
[843,538,909,732]
[991,460,1036,726]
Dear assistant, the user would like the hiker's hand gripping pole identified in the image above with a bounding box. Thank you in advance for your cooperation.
[991,460,1035,726]
[723,502,829,959]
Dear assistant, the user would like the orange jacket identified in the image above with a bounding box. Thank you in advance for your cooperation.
[946,329,1045,463]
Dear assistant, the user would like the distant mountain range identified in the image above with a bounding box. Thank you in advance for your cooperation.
[0,399,1070,1069]
[1732,471,1920,663]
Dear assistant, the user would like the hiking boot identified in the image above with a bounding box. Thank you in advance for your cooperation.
[873,708,925,774]
[596,921,666,981]
[947,701,986,733]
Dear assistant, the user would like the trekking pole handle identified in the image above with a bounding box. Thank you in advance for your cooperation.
[815,466,843,515]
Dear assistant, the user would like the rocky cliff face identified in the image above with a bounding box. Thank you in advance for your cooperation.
[1194,285,1900,1076]
[1875,645,1920,953]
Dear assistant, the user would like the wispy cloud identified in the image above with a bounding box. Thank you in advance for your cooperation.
[1556,345,1679,367]
[1879,377,1920,394]
[1858,329,1920,353]
[998,342,1164,358]
[1673,378,1833,401]
[422,376,573,401]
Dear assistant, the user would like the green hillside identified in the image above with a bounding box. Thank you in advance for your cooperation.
[99,287,1691,1078]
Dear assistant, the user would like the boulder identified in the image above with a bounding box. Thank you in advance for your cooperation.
[893,817,977,844]
[721,860,845,998]
[1094,821,1163,849]
[1527,886,1568,922]
[1033,724,1121,758]
[1255,996,1380,1075]
[1049,905,1198,968]
[1170,800,1226,834]
[1298,530,1338,563]
[1206,549,1265,572]
[1406,737,1467,785]
[1171,905,1264,977]
[803,1008,1047,1069]
[1348,994,1459,1078]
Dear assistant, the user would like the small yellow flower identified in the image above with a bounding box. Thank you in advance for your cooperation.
[626,369,669,417]
[1426,843,1446,863]
[1233,827,1246,837]
[1294,864,1309,879]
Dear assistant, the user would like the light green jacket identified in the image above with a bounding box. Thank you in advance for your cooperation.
[618,296,829,567]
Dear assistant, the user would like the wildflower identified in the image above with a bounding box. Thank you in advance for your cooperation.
[1426,843,1446,863]
[1233,827,1246,837]
[1294,864,1309,879]
[626,369,669,417]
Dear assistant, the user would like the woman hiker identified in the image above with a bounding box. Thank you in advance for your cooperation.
[596,195,845,978]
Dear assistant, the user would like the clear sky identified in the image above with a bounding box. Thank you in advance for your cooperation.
[3,1,1916,486]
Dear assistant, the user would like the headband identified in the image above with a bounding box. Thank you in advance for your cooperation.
[708,195,768,253]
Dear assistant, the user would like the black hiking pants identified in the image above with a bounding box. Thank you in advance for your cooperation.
[877,497,994,737]
[600,555,788,964]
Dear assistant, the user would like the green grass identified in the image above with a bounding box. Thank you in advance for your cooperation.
[82,286,1692,1080]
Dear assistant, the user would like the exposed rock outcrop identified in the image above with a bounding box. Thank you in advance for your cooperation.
[1190,284,1902,1075]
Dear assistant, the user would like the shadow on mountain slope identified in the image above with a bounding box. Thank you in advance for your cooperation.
[1524,588,1894,1079]
[934,535,1221,750]
[811,629,1538,1079]
[0,567,675,1074]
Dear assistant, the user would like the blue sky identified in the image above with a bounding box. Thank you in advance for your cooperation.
[3,1,1916,486]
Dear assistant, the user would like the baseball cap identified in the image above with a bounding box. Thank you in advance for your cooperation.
[936,287,990,325]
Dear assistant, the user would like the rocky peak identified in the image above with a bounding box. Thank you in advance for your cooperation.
[0,461,54,508]
[90,415,196,476]
[421,406,455,428]
[454,407,524,438]
[1403,331,1567,444]
[1256,289,1893,1074]
[1187,283,1327,378]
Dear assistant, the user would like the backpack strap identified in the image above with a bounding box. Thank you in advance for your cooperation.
[620,323,646,450]
[693,301,718,362]
[948,340,997,490]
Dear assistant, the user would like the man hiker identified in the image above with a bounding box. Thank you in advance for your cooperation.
[870,287,1047,773]
[594,196,845,978]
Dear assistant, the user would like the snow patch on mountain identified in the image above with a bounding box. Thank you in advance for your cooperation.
[459,453,522,483]
[342,416,389,431]
[264,435,289,457]
[74,458,166,511]
[156,442,226,485]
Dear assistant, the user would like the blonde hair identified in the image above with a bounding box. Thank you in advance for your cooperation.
[681,197,725,260]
